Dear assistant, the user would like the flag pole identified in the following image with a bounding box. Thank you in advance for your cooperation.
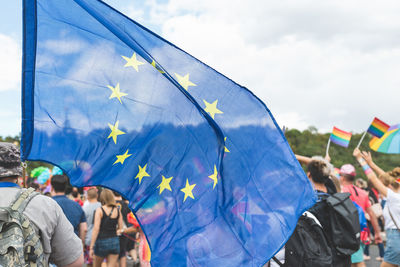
[356,131,367,149]
[325,139,331,157]
[22,161,27,188]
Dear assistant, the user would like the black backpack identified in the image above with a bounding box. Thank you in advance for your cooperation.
[273,212,333,267]
[324,192,360,255]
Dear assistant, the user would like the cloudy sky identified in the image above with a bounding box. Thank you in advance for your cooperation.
[1,0,400,136]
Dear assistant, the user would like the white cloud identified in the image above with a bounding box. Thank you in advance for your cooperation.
[124,0,400,133]
[0,33,21,91]
[0,109,20,136]
[44,39,88,55]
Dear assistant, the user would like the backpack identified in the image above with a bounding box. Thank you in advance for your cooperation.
[353,201,367,230]
[275,211,333,267]
[0,188,47,267]
[325,192,360,256]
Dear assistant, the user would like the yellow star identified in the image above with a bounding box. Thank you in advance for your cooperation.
[107,120,126,144]
[224,137,230,153]
[180,179,196,202]
[208,165,219,189]
[157,175,173,194]
[108,83,128,104]
[135,164,150,184]
[113,149,132,165]
[174,73,196,90]
[203,99,223,119]
[151,60,165,74]
[122,53,145,72]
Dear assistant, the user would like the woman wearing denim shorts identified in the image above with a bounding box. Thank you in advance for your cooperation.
[90,189,124,267]
[354,150,400,267]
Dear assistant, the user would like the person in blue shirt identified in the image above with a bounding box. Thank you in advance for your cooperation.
[51,174,87,246]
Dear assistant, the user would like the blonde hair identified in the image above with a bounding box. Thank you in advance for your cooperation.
[379,173,400,190]
[99,189,117,206]
[388,167,400,179]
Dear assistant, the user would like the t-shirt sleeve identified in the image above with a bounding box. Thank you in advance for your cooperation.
[387,189,400,203]
[49,203,83,266]
[80,207,87,223]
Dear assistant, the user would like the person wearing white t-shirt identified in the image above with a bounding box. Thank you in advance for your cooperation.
[354,148,400,267]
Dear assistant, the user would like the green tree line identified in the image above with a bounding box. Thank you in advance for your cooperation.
[285,127,400,179]
[3,128,400,180]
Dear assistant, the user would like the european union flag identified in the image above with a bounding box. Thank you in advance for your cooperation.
[22,0,316,266]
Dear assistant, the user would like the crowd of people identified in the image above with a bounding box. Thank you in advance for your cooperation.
[45,179,151,267]
[1,140,399,267]
[266,148,400,267]
[0,142,149,267]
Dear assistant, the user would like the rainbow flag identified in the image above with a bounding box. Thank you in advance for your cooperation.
[367,117,390,138]
[333,168,341,179]
[369,124,400,153]
[330,127,352,148]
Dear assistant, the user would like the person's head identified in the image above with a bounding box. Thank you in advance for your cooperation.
[379,173,400,191]
[51,175,69,194]
[388,167,400,179]
[0,142,22,182]
[355,178,367,189]
[99,188,117,207]
[113,190,123,200]
[28,182,40,192]
[87,188,98,201]
[339,164,356,183]
[307,158,330,185]
[71,187,80,198]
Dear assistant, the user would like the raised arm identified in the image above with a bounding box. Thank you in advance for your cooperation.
[353,148,384,243]
[295,154,311,165]
[353,148,388,197]
[360,150,386,178]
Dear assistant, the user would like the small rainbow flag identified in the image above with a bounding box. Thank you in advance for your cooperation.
[330,127,352,148]
[367,117,390,138]
[369,124,400,153]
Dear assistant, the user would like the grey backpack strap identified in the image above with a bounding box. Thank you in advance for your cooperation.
[11,188,38,213]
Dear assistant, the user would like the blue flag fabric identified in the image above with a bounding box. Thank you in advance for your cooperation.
[22,0,316,266]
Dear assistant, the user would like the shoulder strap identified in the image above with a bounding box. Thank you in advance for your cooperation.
[388,205,400,230]
[10,188,38,213]
[352,186,359,196]
[101,207,106,217]
[272,256,284,266]
[109,206,115,217]
[304,211,322,228]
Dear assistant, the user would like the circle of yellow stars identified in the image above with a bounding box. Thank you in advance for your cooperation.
[104,51,231,203]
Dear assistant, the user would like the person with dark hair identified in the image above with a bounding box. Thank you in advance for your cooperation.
[291,156,352,266]
[0,142,83,267]
[71,187,84,206]
[296,154,340,193]
[27,181,40,192]
[113,191,131,267]
[307,159,332,187]
[340,163,382,267]
[306,158,353,267]
[51,174,87,246]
